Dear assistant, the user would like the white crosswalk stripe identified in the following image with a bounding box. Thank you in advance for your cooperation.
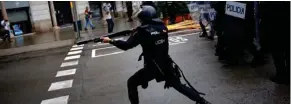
[67,50,82,55]
[72,44,84,48]
[48,80,73,91]
[64,55,81,61]
[41,95,69,104]
[60,60,79,67]
[70,47,83,51]
[56,69,77,77]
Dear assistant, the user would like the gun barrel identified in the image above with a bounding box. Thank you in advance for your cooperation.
[75,29,133,45]
[76,39,94,45]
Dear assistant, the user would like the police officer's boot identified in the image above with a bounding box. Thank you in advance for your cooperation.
[141,83,148,89]
[196,97,211,104]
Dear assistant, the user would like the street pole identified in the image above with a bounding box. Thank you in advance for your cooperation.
[0,1,8,20]
[70,1,80,39]
[49,1,59,30]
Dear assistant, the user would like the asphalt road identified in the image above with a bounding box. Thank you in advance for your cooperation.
[0,31,289,104]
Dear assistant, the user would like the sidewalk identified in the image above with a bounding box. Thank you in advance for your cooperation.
[0,28,76,56]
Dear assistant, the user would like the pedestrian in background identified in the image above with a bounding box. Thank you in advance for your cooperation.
[103,2,114,33]
[126,1,133,22]
[0,19,11,42]
[84,6,95,31]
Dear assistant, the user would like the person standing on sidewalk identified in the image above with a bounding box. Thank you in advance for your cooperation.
[0,19,11,42]
[126,1,133,22]
[103,2,114,33]
[84,6,95,31]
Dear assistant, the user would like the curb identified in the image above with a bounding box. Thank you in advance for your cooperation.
[0,39,75,57]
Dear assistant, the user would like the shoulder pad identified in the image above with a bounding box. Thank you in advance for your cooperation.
[138,25,150,29]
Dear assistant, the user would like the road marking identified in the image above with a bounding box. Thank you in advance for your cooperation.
[67,50,82,55]
[64,55,81,61]
[72,44,84,48]
[70,47,83,51]
[91,47,120,58]
[91,41,186,59]
[60,60,79,67]
[91,32,197,58]
[178,32,200,37]
[92,51,124,58]
[169,42,186,46]
[93,43,109,47]
[56,68,77,77]
[48,79,73,91]
[41,95,69,104]
[94,46,116,51]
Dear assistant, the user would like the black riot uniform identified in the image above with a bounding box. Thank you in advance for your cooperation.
[259,2,290,84]
[108,6,210,104]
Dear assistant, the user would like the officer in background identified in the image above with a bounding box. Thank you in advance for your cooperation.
[259,2,289,85]
[197,1,215,40]
[211,1,226,58]
[101,6,210,104]
[126,1,133,22]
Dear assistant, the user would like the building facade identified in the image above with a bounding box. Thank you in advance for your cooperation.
[0,1,142,34]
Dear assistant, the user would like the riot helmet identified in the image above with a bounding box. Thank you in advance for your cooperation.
[134,6,157,24]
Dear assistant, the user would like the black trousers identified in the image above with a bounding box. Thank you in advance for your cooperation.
[270,41,289,80]
[199,20,208,36]
[127,67,205,104]
[127,10,133,20]
[106,19,114,33]
[0,30,10,42]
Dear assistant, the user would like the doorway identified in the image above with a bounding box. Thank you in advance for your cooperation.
[89,1,102,18]
[53,1,73,26]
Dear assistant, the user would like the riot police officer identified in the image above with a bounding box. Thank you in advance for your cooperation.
[101,6,210,104]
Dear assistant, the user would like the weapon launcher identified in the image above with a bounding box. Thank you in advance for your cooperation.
[76,30,133,45]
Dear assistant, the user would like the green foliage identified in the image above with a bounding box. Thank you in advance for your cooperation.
[156,1,190,18]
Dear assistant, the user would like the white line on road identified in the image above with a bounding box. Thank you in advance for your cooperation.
[60,60,79,67]
[41,95,69,104]
[64,55,81,61]
[72,44,84,48]
[91,32,197,58]
[91,41,186,58]
[92,51,124,58]
[169,42,186,45]
[56,68,77,77]
[48,79,73,91]
[70,47,83,51]
[177,32,199,37]
[92,32,198,47]
[93,43,109,47]
[67,50,82,55]
[91,47,120,58]
[94,46,116,51]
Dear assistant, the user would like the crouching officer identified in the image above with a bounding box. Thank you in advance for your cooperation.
[101,6,210,104]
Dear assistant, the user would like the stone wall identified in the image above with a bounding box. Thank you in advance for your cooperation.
[76,1,89,22]
[29,1,52,33]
